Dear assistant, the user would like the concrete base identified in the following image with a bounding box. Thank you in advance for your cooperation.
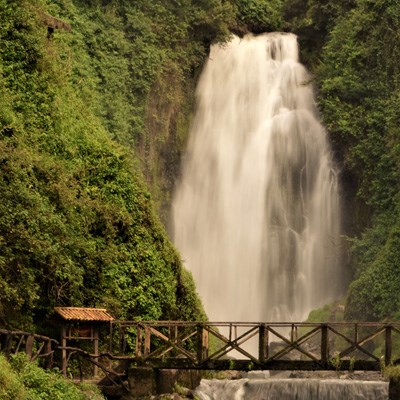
[124,367,156,399]
[156,369,202,394]
[122,367,201,398]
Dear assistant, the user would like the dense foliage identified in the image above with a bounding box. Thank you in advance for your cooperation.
[1,0,399,337]
[290,0,400,320]
[0,0,229,329]
[0,354,103,400]
[235,0,284,33]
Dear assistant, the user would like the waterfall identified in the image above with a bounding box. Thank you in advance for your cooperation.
[172,33,343,323]
[193,378,388,400]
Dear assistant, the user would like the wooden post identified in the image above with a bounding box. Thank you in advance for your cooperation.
[197,325,209,364]
[93,327,99,377]
[321,324,328,365]
[61,325,67,376]
[385,325,392,366]
[109,321,113,354]
[169,325,178,342]
[4,333,14,357]
[25,334,34,360]
[136,326,142,357]
[0,333,6,351]
[45,340,53,369]
[258,324,268,362]
[169,324,178,356]
[354,323,358,344]
[144,326,151,357]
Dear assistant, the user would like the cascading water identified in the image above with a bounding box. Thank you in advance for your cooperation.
[193,378,388,400]
[172,33,343,323]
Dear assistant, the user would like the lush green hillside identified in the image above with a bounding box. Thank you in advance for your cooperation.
[0,0,227,328]
[1,0,399,332]
[287,0,400,320]
[0,0,288,330]
[319,0,400,321]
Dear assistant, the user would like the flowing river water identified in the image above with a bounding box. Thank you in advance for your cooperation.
[193,377,388,399]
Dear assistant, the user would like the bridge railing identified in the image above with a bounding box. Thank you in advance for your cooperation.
[108,321,400,371]
[0,329,58,368]
[2,322,400,378]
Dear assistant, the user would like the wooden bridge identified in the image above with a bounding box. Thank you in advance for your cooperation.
[3,322,399,372]
[104,321,400,372]
[2,321,400,396]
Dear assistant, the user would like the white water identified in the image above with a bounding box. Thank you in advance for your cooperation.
[193,378,388,400]
[172,33,343,323]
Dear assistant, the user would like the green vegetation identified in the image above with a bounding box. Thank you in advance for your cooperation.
[311,0,400,321]
[306,301,345,323]
[0,0,230,329]
[0,354,103,400]
[0,0,399,357]
[284,0,400,322]
[0,0,305,331]
[384,365,400,383]
[234,0,285,33]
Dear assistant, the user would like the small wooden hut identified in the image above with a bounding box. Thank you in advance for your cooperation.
[54,307,113,376]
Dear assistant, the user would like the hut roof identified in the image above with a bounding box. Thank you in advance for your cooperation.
[54,307,113,322]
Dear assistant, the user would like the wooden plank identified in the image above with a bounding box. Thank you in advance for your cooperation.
[258,324,268,362]
[135,326,142,357]
[144,327,151,357]
[44,340,53,369]
[169,324,178,357]
[4,333,14,356]
[321,324,328,364]
[93,328,99,377]
[197,326,209,363]
[386,326,392,366]
[109,321,113,354]
[61,326,67,376]
[137,358,381,371]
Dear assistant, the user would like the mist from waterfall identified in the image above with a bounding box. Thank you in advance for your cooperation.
[172,33,343,323]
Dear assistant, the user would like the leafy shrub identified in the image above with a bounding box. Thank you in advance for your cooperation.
[235,0,284,32]
[0,354,26,400]
[0,354,104,400]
